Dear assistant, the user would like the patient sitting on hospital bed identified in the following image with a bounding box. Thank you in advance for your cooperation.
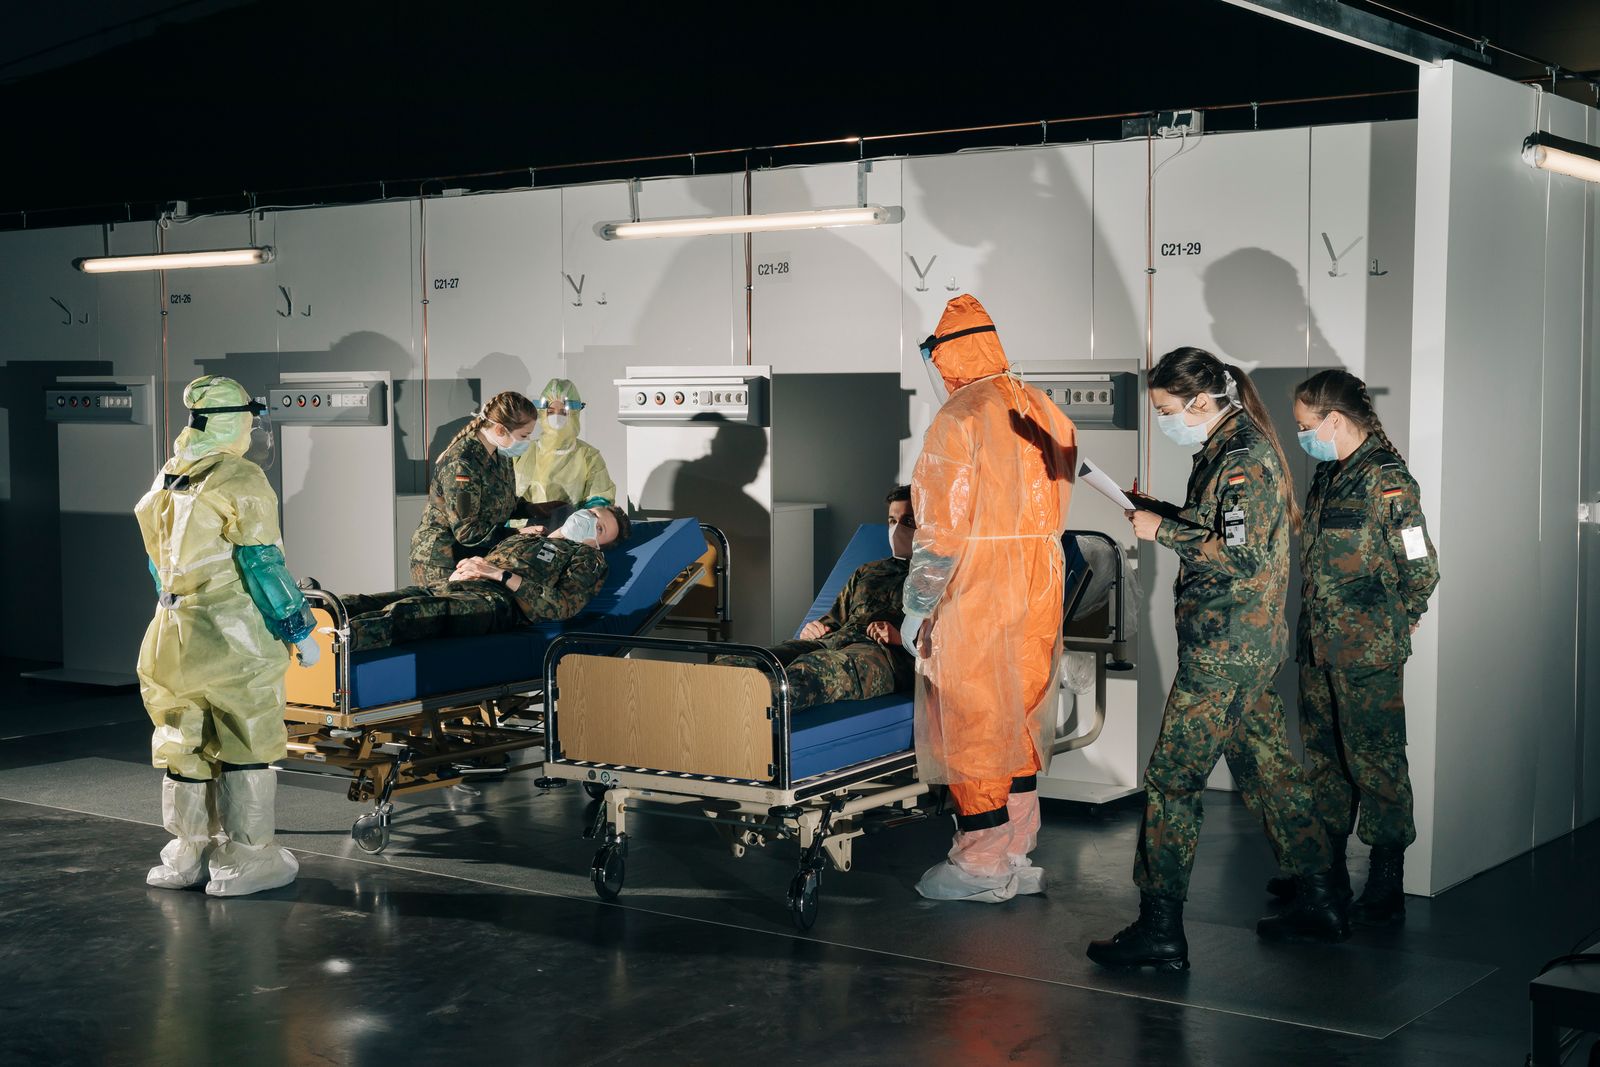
[715,486,916,712]
[336,506,631,652]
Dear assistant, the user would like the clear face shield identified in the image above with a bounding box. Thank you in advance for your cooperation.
[918,323,998,406]
[189,398,273,469]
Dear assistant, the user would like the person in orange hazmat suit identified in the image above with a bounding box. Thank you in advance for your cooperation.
[901,294,1077,903]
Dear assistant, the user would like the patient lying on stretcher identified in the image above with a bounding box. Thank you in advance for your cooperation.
[337,507,630,652]
[715,486,916,712]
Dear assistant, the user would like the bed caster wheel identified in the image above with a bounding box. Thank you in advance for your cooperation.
[592,844,625,901]
[535,777,567,790]
[788,869,820,931]
[584,782,608,800]
[352,809,390,855]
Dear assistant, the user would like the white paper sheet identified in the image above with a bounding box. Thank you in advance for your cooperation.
[1078,458,1136,511]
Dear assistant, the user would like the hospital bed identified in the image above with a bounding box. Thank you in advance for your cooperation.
[540,523,1125,929]
[279,518,724,853]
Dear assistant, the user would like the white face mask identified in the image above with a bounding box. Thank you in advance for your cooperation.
[889,522,914,560]
[559,508,600,546]
[545,412,570,432]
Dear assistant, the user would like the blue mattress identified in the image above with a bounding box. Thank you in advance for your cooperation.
[345,518,707,708]
[787,523,917,781]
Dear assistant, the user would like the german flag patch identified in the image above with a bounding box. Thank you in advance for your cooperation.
[1227,474,1247,486]
[1381,486,1404,499]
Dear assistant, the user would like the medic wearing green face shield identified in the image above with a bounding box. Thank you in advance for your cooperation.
[135,375,315,897]
[514,378,617,511]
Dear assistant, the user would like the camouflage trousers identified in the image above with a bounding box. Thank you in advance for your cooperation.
[342,581,522,652]
[1299,662,1417,848]
[1135,659,1331,901]
[715,637,913,713]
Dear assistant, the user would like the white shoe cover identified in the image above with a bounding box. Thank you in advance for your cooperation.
[205,769,299,897]
[916,859,1021,902]
[146,777,216,890]
[1005,791,1045,895]
[916,823,1020,902]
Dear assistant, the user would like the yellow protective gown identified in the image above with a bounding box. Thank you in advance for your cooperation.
[906,295,1078,818]
[514,378,617,507]
[135,387,293,781]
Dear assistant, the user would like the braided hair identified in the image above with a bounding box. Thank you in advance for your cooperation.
[1294,370,1402,461]
[445,390,540,454]
[1152,347,1302,534]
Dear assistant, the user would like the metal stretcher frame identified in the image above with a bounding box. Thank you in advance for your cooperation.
[278,522,728,854]
[539,528,1125,929]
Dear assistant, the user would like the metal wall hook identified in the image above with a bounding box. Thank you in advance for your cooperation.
[944,276,959,292]
[565,273,586,307]
[1321,232,1362,277]
[301,304,313,317]
[277,286,294,317]
[77,312,90,325]
[907,253,937,293]
[596,292,608,306]
[50,297,71,325]
[1369,258,1389,277]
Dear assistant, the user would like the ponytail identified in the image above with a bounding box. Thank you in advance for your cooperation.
[1151,347,1300,534]
[1225,365,1301,534]
[1294,369,1403,461]
[443,390,540,454]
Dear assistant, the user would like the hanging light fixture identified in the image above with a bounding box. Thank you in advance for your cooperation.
[1522,131,1600,185]
[596,205,902,241]
[75,247,275,273]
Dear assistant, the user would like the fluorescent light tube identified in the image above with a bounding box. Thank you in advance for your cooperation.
[1522,132,1600,185]
[597,205,903,241]
[76,246,275,274]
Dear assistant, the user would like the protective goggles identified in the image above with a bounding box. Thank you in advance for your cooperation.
[918,323,997,362]
[536,397,586,412]
[188,398,268,431]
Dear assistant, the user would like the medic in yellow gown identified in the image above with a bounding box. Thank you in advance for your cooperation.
[901,295,1078,903]
[514,378,617,513]
[136,375,317,897]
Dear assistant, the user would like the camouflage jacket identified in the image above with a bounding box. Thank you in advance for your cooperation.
[814,556,910,648]
[410,435,520,578]
[483,534,609,622]
[1155,410,1290,670]
[1296,435,1439,668]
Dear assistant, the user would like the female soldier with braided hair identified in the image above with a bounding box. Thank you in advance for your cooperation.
[410,390,541,583]
[1269,369,1439,925]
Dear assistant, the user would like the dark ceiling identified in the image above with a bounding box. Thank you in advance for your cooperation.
[1,0,1595,228]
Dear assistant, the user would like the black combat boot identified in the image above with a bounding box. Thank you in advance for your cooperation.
[1350,846,1406,926]
[1265,832,1350,902]
[1086,894,1190,971]
[1256,870,1351,943]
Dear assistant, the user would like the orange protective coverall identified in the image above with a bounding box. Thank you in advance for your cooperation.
[906,295,1077,820]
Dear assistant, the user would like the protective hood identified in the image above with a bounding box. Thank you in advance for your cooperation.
[172,376,254,466]
[929,295,1010,384]
[536,376,583,450]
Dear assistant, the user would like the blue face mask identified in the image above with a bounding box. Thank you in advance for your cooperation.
[1156,394,1225,448]
[559,508,599,545]
[493,424,532,458]
[1298,415,1338,462]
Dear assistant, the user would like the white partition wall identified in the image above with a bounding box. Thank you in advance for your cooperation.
[560,176,743,508]
[1409,60,1598,895]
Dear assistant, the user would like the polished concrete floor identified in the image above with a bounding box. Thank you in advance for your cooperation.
[2,662,1597,1066]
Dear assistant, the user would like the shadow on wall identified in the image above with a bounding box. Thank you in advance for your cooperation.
[0,358,113,662]
[1203,246,1343,758]
[410,350,537,480]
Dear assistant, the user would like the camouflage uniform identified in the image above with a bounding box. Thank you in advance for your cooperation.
[716,556,914,712]
[1135,411,1330,901]
[409,434,521,584]
[1297,436,1439,849]
[345,535,607,651]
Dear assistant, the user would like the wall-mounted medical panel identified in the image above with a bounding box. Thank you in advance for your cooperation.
[751,160,904,376]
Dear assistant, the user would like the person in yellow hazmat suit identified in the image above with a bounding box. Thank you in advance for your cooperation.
[135,376,318,897]
[514,378,618,514]
[901,295,1078,903]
